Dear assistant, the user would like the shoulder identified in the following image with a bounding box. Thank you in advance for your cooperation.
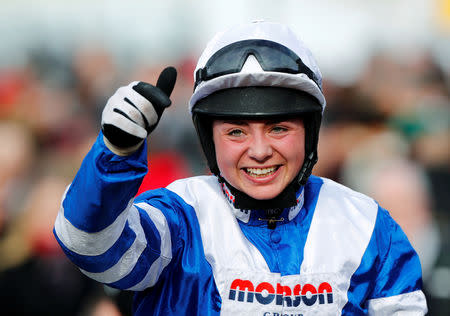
[134,175,224,217]
[132,177,218,239]
[314,178,415,262]
[307,176,381,243]
[164,175,222,206]
[167,175,220,194]
[167,175,219,189]
[309,175,378,210]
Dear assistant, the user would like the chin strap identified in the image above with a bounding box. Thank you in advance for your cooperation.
[218,175,299,211]
[297,151,317,186]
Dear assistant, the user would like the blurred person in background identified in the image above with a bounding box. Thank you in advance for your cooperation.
[358,51,450,215]
[341,151,449,315]
[54,21,426,315]
[317,51,449,186]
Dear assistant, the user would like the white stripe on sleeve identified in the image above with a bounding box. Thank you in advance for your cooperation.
[126,202,172,291]
[54,185,134,256]
[367,290,427,315]
[80,205,147,283]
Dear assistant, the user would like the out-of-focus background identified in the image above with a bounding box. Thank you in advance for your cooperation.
[0,0,448,315]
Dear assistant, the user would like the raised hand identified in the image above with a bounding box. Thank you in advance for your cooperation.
[101,67,177,155]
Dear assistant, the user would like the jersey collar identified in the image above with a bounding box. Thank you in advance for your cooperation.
[220,181,305,225]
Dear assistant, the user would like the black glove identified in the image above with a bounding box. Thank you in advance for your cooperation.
[101,67,177,154]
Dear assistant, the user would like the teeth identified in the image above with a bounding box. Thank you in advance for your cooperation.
[246,166,277,177]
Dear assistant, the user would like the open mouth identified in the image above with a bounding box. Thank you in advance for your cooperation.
[244,166,279,177]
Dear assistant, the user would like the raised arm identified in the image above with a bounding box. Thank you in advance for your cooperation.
[54,68,178,290]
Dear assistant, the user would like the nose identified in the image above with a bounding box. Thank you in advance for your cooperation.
[247,132,273,162]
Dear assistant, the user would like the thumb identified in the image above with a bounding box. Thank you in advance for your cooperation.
[156,66,177,97]
[132,67,177,110]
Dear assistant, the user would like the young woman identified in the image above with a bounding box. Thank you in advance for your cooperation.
[54,21,427,315]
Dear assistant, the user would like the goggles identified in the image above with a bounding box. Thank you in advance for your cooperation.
[194,39,320,89]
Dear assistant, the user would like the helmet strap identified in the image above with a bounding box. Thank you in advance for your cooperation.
[297,152,318,186]
[217,175,299,211]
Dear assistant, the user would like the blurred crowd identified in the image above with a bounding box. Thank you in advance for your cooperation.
[0,40,448,315]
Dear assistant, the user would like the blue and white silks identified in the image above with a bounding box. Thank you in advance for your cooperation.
[54,133,427,315]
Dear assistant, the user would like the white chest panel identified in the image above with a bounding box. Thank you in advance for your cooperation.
[168,177,378,316]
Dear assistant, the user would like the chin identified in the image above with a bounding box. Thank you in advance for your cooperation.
[244,187,282,201]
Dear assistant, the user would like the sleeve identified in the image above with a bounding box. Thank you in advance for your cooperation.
[366,207,428,315]
[53,132,179,291]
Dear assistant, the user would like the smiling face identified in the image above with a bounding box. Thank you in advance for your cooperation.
[212,118,305,200]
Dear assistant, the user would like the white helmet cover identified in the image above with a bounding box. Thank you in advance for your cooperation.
[189,21,326,112]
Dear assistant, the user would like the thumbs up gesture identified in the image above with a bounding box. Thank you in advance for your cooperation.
[101,67,177,155]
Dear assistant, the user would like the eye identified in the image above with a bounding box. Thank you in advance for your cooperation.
[271,126,288,133]
[227,129,244,137]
